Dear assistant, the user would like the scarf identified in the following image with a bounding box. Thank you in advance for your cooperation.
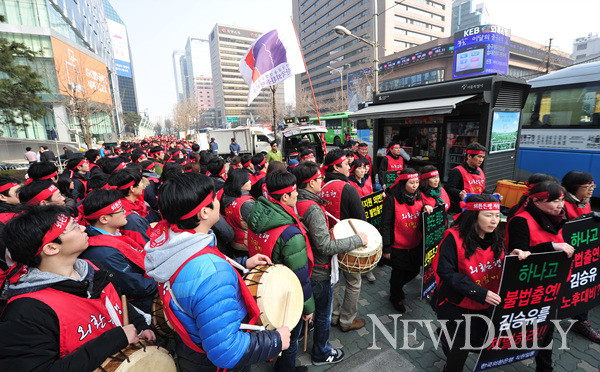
[426,186,444,205]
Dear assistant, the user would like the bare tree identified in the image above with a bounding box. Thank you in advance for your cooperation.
[44,48,116,149]
[255,85,285,136]
[173,99,199,135]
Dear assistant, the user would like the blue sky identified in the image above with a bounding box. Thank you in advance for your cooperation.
[110,0,599,121]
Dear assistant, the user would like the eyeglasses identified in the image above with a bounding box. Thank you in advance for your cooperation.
[579,184,597,190]
[108,208,126,215]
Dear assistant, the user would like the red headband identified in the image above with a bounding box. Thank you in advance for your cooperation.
[465,202,500,211]
[85,200,123,220]
[71,159,87,170]
[112,162,127,173]
[420,170,439,180]
[302,170,322,184]
[39,171,58,181]
[144,162,156,171]
[528,191,564,200]
[117,180,136,190]
[324,155,347,170]
[257,157,266,168]
[0,182,18,193]
[28,184,59,205]
[525,182,537,190]
[37,214,70,256]
[301,154,314,160]
[389,144,400,150]
[243,160,252,167]
[101,184,118,190]
[390,172,419,189]
[466,150,486,155]
[269,184,297,195]
[180,191,215,219]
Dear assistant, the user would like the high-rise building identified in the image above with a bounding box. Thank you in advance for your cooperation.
[451,0,488,34]
[572,33,600,62]
[292,0,450,113]
[184,37,211,101]
[0,0,123,151]
[172,50,186,103]
[103,0,139,114]
[209,24,284,128]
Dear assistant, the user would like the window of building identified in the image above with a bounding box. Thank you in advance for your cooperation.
[577,44,588,51]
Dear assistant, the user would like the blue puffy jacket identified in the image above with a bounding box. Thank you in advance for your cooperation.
[144,230,281,369]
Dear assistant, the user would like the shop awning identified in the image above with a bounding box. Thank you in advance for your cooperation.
[348,95,476,120]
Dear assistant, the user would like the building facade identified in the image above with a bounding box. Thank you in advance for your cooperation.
[103,0,138,115]
[172,50,186,103]
[451,0,488,34]
[209,23,283,128]
[184,36,211,101]
[0,0,123,150]
[572,33,600,62]
[292,0,451,114]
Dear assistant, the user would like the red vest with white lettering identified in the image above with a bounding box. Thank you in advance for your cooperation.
[249,172,266,186]
[421,187,451,212]
[385,155,404,171]
[512,210,565,246]
[8,264,123,357]
[348,178,373,198]
[319,180,346,226]
[157,247,260,354]
[296,199,329,230]
[87,234,147,271]
[455,165,485,194]
[224,195,254,247]
[442,227,503,310]
[391,197,424,250]
[564,201,592,220]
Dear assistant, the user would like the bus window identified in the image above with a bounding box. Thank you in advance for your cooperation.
[522,83,600,127]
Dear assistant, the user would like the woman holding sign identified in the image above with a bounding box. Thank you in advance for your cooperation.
[381,168,433,313]
[561,171,600,343]
[419,165,450,212]
[435,194,516,372]
[506,180,575,372]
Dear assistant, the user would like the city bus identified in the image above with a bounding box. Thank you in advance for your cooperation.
[517,61,600,197]
[310,112,357,146]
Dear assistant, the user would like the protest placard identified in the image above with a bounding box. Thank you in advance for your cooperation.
[361,190,384,229]
[421,205,446,299]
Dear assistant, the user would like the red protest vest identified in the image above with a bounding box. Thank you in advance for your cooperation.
[455,165,485,194]
[87,234,147,271]
[391,197,424,250]
[511,210,565,247]
[216,188,224,202]
[8,266,122,357]
[122,196,148,218]
[296,199,329,230]
[385,155,404,171]
[319,180,346,226]
[224,195,254,247]
[348,178,373,198]
[445,227,503,310]
[421,187,451,212]
[157,247,261,353]
[247,200,314,274]
[565,201,592,220]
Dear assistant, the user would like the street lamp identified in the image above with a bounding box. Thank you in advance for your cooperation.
[333,2,379,96]
[326,66,344,108]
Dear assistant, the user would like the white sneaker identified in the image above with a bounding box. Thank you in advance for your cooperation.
[365,271,376,283]
[313,348,345,365]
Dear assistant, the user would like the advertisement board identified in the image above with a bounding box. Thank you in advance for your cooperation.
[490,111,520,153]
[107,19,132,78]
[453,25,511,79]
[51,37,112,105]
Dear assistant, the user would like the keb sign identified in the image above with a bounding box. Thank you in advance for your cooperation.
[226,117,238,123]
[453,24,511,79]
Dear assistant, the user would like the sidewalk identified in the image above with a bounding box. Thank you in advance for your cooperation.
[253,265,600,372]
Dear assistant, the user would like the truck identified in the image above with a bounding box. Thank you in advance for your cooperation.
[207,127,274,159]
[278,125,328,163]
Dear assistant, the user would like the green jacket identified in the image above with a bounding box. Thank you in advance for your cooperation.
[247,196,315,315]
[265,150,282,163]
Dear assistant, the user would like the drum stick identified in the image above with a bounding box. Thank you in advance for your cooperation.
[348,220,360,236]
[303,319,308,352]
[240,324,266,331]
[121,295,129,326]
[224,255,249,275]
[326,211,341,223]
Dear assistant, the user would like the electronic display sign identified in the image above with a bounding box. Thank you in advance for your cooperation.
[453,25,511,79]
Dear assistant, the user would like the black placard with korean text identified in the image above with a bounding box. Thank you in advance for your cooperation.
[361,190,384,229]
[558,217,600,319]
[474,252,571,371]
[384,171,399,188]
[421,205,446,299]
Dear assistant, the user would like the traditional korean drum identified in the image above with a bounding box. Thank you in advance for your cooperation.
[243,264,303,330]
[95,340,176,372]
[332,218,382,273]
[150,293,173,337]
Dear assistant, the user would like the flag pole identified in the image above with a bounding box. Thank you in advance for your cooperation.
[290,17,322,127]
